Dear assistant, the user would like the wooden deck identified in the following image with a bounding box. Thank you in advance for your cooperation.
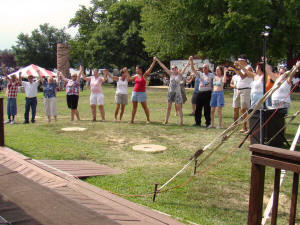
[30,160,123,178]
[0,146,185,225]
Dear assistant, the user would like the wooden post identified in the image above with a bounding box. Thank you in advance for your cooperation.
[248,163,265,225]
[153,183,158,202]
[289,173,299,225]
[193,160,198,175]
[0,98,4,146]
[271,169,281,225]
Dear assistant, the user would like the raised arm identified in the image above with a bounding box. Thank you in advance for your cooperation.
[222,67,228,83]
[233,61,253,78]
[180,61,190,75]
[58,71,68,82]
[103,69,119,81]
[102,72,107,83]
[79,65,90,81]
[189,56,197,75]
[266,64,279,82]
[17,72,22,85]
[229,64,244,78]
[154,57,171,76]
[287,61,300,84]
[186,74,195,84]
[143,58,156,78]
[37,70,44,83]
[1,63,9,81]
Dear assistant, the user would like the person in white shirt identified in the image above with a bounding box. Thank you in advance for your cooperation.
[104,67,130,121]
[229,56,253,133]
[190,56,215,128]
[266,60,300,115]
[22,74,39,123]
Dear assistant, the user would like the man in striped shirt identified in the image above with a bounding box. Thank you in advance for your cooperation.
[1,63,21,124]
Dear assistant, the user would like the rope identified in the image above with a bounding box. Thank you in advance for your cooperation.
[108,66,300,198]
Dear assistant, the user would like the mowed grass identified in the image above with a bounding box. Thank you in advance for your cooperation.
[1,85,299,225]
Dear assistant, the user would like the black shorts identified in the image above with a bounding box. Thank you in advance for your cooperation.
[67,95,79,109]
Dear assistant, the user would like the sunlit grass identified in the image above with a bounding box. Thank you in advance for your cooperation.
[1,85,299,225]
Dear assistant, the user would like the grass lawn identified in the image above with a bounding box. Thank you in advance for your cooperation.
[1,85,299,225]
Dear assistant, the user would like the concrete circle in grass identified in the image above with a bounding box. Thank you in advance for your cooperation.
[61,127,87,132]
[132,144,167,152]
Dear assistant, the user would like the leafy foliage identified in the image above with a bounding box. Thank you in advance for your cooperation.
[70,0,151,69]
[141,0,300,64]
[0,49,16,68]
[12,23,70,70]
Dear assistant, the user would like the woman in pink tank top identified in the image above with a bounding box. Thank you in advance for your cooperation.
[127,58,156,124]
[81,66,107,121]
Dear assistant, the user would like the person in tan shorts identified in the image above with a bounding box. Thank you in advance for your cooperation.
[229,55,253,132]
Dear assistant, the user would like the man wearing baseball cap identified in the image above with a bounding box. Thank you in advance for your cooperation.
[21,73,39,123]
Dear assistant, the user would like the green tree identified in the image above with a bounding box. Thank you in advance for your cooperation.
[85,0,149,68]
[69,0,118,69]
[12,23,70,70]
[141,0,299,64]
[0,49,16,68]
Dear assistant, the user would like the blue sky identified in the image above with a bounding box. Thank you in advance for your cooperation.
[0,0,91,50]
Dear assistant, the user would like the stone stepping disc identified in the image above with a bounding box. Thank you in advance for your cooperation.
[132,144,167,152]
[61,127,87,132]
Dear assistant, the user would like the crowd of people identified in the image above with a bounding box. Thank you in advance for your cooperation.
[1,56,300,130]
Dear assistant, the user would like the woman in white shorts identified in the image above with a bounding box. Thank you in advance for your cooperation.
[104,67,129,121]
[38,72,59,122]
[81,66,107,121]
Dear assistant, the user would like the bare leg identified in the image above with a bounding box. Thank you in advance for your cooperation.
[54,116,57,121]
[140,101,150,123]
[233,107,239,124]
[210,107,215,127]
[164,102,172,124]
[71,110,75,121]
[75,109,80,121]
[217,107,222,128]
[99,105,105,121]
[176,103,183,125]
[47,116,51,123]
[120,104,125,121]
[241,108,248,131]
[115,104,120,120]
[174,104,178,116]
[91,105,96,121]
[130,101,138,123]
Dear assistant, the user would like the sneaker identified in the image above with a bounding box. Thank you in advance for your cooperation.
[216,125,222,129]
[4,120,11,124]
[31,120,35,123]
[206,124,213,128]
[193,124,200,127]
[23,121,29,124]
[10,120,15,125]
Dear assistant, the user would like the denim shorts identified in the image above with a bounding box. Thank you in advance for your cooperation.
[210,91,224,107]
[131,91,147,102]
[250,92,263,108]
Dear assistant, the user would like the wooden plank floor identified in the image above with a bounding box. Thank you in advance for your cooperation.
[0,147,185,225]
[29,160,123,178]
